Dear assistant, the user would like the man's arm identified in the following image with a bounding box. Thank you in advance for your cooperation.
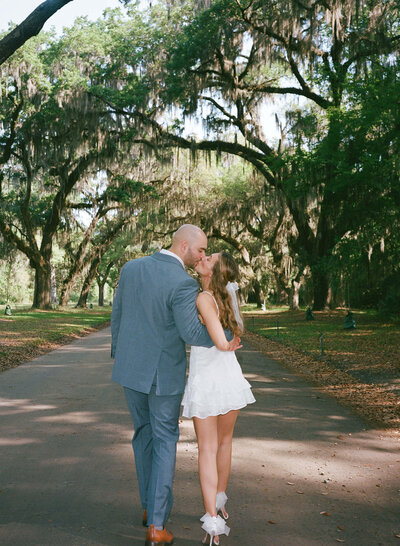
[110,269,125,358]
[172,278,214,347]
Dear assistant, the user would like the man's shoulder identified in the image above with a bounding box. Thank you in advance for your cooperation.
[122,254,153,269]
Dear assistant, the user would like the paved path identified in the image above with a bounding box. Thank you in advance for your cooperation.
[0,328,399,545]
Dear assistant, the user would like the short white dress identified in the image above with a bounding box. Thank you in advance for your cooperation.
[181,292,256,419]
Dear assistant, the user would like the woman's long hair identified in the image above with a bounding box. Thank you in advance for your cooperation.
[209,251,243,337]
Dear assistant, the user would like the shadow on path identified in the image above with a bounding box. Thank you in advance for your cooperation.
[0,330,399,545]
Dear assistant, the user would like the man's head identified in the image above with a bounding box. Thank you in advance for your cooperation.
[170,224,207,267]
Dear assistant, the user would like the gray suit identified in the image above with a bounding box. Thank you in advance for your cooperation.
[111,251,213,527]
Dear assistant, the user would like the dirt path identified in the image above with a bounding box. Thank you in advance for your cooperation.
[0,328,399,545]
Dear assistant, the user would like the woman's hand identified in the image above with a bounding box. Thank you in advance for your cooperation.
[227,336,242,351]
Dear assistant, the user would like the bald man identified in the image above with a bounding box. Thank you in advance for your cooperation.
[111,225,238,545]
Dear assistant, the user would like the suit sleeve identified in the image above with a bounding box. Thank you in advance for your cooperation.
[110,268,125,358]
[172,277,215,347]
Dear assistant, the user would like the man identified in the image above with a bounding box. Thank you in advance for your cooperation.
[111,224,239,545]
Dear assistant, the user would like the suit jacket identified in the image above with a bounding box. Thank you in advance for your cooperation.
[111,252,214,395]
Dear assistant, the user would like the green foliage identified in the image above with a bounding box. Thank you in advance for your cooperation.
[0,245,33,304]
[1,1,399,313]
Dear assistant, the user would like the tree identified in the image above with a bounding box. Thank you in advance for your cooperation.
[100,0,399,309]
[75,215,128,308]
[0,0,74,65]
[59,171,157,306]
[0,19,138,308]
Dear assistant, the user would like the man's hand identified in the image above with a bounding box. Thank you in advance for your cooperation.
[227,336,242,351]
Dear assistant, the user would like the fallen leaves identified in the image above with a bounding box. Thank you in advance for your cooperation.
[0,309,111,373]
[243,327,400,432]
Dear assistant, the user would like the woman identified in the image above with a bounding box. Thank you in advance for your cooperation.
[182,251,255,545]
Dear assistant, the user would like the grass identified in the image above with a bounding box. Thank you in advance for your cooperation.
[243,306,400,371]
[242,305,400,432]
[0,306,112,372]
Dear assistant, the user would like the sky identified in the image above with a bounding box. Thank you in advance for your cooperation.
[1,0,122,34]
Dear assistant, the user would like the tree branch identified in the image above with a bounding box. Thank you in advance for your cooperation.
[237,82,331,109]
[0,97,23,168]
[0,0,74,65]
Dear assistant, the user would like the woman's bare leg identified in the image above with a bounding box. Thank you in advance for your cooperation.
[193,416,218,516]
[216,410,239,517]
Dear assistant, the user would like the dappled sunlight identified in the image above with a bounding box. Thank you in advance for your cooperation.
[242,372,275,383]
[239,409,279,418]
[43,456,87,466]
[253,386,298,394]
[28,364,67,369]
[0,397,56,414]
[232,434,400,496]
[37,411,100,424]
[65,345,110,352]
[259,326,288,333]
[0,437,41,446]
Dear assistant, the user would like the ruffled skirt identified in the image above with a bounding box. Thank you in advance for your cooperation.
[181,345,255,419]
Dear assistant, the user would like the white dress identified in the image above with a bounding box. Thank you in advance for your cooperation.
[181,292,256,419]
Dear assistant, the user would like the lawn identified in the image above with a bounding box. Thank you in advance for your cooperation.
[243,306,400,378]
[0,306,112,372]
[242,305,400,432]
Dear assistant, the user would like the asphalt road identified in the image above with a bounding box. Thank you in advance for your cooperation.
[1,327,399,545]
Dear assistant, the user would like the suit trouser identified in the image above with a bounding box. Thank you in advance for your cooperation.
[124,384,182,528]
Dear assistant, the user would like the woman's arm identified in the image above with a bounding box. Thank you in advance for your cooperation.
[196,292,232,351]
[172,277,214,348]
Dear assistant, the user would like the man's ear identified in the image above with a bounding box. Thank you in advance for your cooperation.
[181,240,188,253]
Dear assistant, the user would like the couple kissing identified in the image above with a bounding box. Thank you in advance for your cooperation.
[111,224,255,545]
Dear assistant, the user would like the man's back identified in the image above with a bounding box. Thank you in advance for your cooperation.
[111,252,212,395]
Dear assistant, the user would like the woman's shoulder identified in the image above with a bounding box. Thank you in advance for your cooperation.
[197,290,214,302]
[197,291,219,313]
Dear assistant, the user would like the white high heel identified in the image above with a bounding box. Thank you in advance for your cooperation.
[200,513,229,546]
[216,492,229,520]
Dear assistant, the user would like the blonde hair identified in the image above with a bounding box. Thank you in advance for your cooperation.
[209,252,242,337]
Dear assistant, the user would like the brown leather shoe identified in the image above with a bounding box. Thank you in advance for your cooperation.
[142,509,147,526]
[145,524,174,545]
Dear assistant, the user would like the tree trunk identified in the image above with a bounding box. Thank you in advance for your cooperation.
[59,213,104,306]
[252,280,265,308]
[32,263,52,309]
[51,266,57,304]
[312,268,330,311]
[97,280,105,307]
[59,280,75,307]
[289,279,301,310]
[97,260,114,306]
[76,256,101,308]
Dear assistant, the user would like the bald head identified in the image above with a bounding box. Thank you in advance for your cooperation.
[173,224,204,245]
[170,224,207,267]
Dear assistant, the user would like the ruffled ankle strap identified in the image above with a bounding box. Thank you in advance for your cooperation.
[216,492,228,511]
[200,513,230,537]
